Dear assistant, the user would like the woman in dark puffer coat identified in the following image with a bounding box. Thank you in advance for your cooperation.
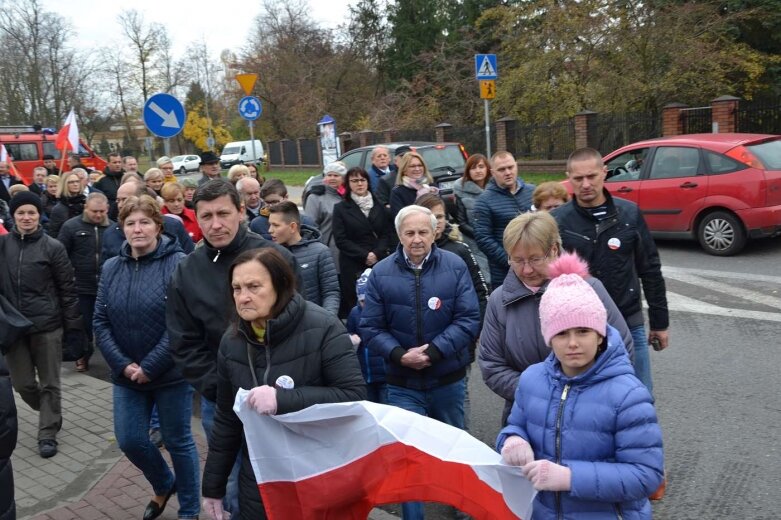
[94,195,199,520]
[201,248,366,520]
[47,171,86,237]
[0,351,17,520]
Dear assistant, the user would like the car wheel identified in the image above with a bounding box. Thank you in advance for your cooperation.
[697,211,746,256]
[179,167,187,175]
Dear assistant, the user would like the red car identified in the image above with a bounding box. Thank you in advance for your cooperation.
[601,133,781,255]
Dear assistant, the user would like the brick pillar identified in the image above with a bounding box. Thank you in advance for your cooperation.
[495,117,516,155]
[435,123,452,143]
[662,103,687,136]
[711,95,740,133]
[573,110,597,150]
[358,130,373,148]
[383,129,396,142]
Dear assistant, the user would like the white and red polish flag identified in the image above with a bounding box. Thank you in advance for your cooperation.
[234,390,536,520]
[0,144,8,162]
[55,109,79,152]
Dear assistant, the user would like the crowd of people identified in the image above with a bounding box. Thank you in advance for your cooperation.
[0,144,669,520]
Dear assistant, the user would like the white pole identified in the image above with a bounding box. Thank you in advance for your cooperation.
[249,120,257,163]
[484,98,492,157]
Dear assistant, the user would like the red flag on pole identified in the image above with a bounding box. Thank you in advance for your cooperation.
[55,109,80,152]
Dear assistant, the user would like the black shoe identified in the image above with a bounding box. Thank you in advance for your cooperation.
[39,439,57,458]
[143,482,176,520]
[149,428,163,448]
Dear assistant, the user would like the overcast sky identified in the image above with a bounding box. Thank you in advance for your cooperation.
[39,0,354,59]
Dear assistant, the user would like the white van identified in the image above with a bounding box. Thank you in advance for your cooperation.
[219,140,264,168]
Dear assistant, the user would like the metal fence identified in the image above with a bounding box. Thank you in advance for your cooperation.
[681,107,712,134]
[448,125,495,156]
[511,120,575,160]
[394,128,436,143]
[737,97,781,134]
[588,112,661,154]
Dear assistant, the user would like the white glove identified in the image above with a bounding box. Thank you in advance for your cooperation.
[203,497,230,520]
[522,460,572,491]
[247,385,277,415]
[501,436,535,466]
[350,334,361,348]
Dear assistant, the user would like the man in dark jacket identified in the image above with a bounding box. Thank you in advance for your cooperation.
[197,151,222,185]
[268,201,340,315]
[473,152,535,289]
[94,152,123,202]
[367,145,394,194]
[359,205,480,519]
[552,147,670,395]
[166,180,302,517]
[57,192,113,372]
[249,178,317,240]
[0,352,17,520]
[28,166,49,196]
[0,192,83,458]
[0,161,23,203]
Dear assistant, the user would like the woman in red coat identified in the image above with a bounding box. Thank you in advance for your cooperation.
[160,183,202,243]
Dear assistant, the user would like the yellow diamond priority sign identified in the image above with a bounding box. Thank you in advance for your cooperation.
[236,73,259,96]
[480,80,496,100]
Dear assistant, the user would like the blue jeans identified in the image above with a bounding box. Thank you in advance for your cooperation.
[387,379,466,520]
[630,324,653,396]
[201,397,241,518]
[113,382,200,519]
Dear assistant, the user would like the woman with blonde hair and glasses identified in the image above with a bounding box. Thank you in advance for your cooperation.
[477,211,634,424]
[389,151,438,218]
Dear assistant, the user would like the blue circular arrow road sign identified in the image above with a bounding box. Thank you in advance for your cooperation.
[239,96,262,121]
[143,93,186,138]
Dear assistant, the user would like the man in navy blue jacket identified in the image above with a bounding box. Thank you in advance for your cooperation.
[473,152,535,289]
[359,205,480,520]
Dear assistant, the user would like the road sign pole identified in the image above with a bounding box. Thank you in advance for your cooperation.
[249,120,257,164]
[484,99,492,158]
[164,138,171,157]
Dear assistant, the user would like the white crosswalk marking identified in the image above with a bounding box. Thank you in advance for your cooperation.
[648,266,781,322]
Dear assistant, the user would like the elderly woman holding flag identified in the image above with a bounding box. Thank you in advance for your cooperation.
[201,247,365,520]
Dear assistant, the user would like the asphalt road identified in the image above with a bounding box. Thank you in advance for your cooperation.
[82,202,781,518]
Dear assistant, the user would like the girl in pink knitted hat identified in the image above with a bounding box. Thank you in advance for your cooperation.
[496,253,665,519]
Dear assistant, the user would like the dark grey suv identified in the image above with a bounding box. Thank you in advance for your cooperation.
[304,142,468,211]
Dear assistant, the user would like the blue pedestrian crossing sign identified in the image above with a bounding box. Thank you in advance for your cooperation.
[143,93,186,138]
[239,96,262,121]
[475,54,498,80]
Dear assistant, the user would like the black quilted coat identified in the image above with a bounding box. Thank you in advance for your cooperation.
[202,294,366,519]
[0,352,17,520]
[94,235,186,390]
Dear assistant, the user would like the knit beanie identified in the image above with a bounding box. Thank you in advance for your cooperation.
[9,191,43,216]
[323,161,347,176]
[539,252,607,345]
[355,268,372,302]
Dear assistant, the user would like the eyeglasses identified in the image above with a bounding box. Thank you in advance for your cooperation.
[408,164,424,170]
[508,250,551,268]
[349,178,368,184]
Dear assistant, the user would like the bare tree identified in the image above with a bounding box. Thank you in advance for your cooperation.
[118,9,164,102]
[0,0,88,126]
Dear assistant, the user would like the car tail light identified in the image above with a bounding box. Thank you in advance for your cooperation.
[458,144,468,160]
[725,146,764,169]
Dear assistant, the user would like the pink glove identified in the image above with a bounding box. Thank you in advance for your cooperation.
[203,497,229,520]
[247,385,277,415]
[501,436,534,466]
[522,460,571,491]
